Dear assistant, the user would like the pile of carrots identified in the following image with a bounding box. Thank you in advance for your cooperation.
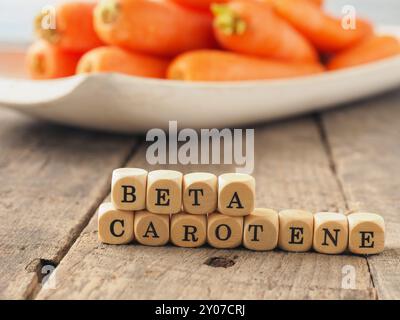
[27,0,400,81]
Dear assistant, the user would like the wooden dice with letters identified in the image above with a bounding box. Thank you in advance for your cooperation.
[278,209,313,252]
[218,173,255,217]
[171,213,207,248]
[243,208,279,251]
[146,170,183,214]
[348,212,385,255]
[207,213,243,249]
[98,202,134,245]
[183,172,217,214]
[134,210,170,246]
[111,168,147,211]
[313,212,348,254]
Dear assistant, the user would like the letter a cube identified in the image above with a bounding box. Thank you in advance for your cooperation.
[134,210,170,246]
[218,173,255,217]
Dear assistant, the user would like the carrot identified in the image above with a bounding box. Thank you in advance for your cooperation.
[268,0,373,53]
[328,36,400,70]
[35,2,103,53]
[167,50,325,81]
[94,0,216,57]
[171,0,228,11]
[309,0,323,6]
[212,0,318,63]
[77,46,169,78]
[26,40,82,80]
[263,0,323,7]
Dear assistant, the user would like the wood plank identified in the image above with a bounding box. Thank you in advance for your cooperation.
[37,117,374,299]
[0,109,137,299]
[321,90,400,299]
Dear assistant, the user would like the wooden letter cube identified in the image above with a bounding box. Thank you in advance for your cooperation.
[218,173,255,217]
[134,210,170,246]
[278,209,313,252]
[111,168,147,211]
[171,213,207,248]
[348,212,385,255]
[313,212,348,254]
[243,208,279,251]
[98,202,134,245]
[183,172,217,214]
[207,213,243,249]
[146,170,183,214]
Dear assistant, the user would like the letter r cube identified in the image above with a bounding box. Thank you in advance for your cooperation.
[111,168,148,211]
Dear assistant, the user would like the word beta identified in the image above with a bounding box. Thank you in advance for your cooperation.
[97,168,385,255]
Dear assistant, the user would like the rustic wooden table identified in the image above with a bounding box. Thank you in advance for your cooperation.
[0,88,399,300]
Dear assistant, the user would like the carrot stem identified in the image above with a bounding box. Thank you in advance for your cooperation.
[211,4,246,35]
[96,0,120,24]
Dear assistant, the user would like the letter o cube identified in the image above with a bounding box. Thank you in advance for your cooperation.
[278,209,313,252]
[243,208,279,251]
[207,213,243,249]
[313,212,348,254]
[98,202,134,245]
[111,168,147,211]
[348,212,385,255]
[146,170,183,214]
[171,213,207,248]
[218,173,255,217]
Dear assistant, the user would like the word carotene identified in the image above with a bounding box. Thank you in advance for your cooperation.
[97,168,385,255]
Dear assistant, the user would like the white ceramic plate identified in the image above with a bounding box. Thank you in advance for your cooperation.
[0,27,399,133]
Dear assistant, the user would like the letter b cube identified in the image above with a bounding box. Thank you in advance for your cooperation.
[111,168,147,211]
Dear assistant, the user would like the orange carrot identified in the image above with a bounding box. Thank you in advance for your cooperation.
[328,35,400,70]
[268,0,373,53]
[263,0,323,7]
[167,50,325,81]
[77,46,169,78]
[94,0,216,57]
[35,2,103,53]
[309,0,323,6]
[26,40,81,80]
[172,0,228,11]
[212,0,318,63]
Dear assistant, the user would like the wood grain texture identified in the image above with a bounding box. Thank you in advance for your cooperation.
[321,90,400,299]
[0,109,136,299]
[37,117,374,299]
